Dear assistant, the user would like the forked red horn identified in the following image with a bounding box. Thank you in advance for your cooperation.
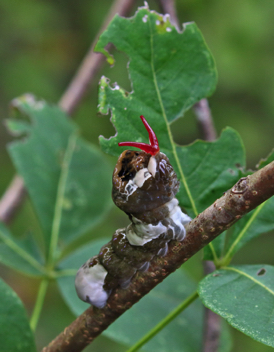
[118,115,159,156]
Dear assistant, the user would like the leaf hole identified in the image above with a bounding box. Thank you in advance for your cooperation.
[257,268,266,276]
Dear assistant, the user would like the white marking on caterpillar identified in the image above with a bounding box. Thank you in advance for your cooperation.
[75,260,109,308]
[124,168,151,199]
[157,242,169,257]
[126,218,167,245]
[126,198,191,246]
[134,168,151,187]
[148,156,157,177]
[159,159,167,174]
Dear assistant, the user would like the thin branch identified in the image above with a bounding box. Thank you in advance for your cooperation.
[203,261,221,352]
[42,160,274,352]
[0,0,137,225]
[0,175,25,224]
[59,0,138,115]
[193,98,217,141]
[193,97,219,350]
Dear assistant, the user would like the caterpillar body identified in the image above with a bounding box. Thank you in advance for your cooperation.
[75,116,191,308]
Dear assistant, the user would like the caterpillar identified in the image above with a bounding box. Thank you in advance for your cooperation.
[75,116,191,308]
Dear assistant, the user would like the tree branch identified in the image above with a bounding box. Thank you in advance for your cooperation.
[42,160,274,352]
[58,0,137,115]
[193,98,217,141]
[192,97,220,350]
[0,0,137,225]
[203,261,221,352]
[0,175,25,224]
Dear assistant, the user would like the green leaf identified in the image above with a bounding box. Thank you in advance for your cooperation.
[175,127,245,215]
[223,196,274,263]
[97,7,217,157]
[96,6,245,265]
[7,95,112,254]
[0,278,37,352]
[257,149,274,169]
[105,271,202,352]
[96,6,245,210]
[0,221,45,276]
[198,265,274,348]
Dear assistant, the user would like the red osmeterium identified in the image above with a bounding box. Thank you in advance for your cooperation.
[118,115,160,156]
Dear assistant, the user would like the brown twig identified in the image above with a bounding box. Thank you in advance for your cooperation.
[42,160,274,352]
[203,261,221,352]
[193,97,220,350]
[0,0,137,225]
[193,98,217,141]
[59,0,137,115]
[0,175,25,224]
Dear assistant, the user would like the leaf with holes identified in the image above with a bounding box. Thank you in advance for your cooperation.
[198,265,274,348]
[96,6,245,223]
[96,6,217,157]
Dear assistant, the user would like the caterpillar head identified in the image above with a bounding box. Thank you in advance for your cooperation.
[112,116,180,217]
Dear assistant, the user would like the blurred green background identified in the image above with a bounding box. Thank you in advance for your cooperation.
[1,0,274,351]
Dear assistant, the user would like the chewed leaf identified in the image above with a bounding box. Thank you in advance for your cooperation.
[96,6,217,156]
[198,265,274,348]
[95,7,246,257]
[7,95,112,254]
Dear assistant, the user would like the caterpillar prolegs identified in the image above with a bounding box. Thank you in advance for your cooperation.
[75,116,191,308]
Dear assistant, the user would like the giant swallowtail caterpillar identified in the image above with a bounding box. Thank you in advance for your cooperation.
[75,116,191,308]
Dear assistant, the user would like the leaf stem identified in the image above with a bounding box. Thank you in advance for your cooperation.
[221,202,265,266]
[148,17,198,216]
[30,278,49,331]
[207,242,220,267]
[54,269,77,278]
[0,229,46,274]
[47,134,77,269]
[125,291,199,352]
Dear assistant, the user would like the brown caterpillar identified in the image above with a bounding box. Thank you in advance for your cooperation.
[75,116,191,308]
